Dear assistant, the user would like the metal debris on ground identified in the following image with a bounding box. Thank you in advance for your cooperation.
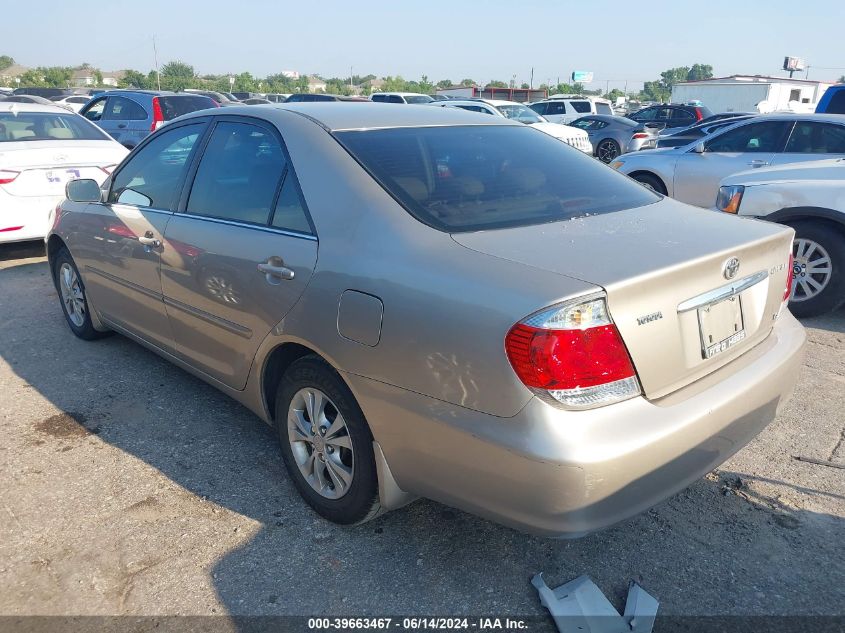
[792,455,845,470]
[531,573,659,633]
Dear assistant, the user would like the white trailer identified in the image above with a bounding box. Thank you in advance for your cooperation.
[671,75,832,113]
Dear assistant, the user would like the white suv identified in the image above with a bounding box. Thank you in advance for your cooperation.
[370,92,434,104]
[429,98,592,154]
[716,158,845,316]
[529,96,614,124]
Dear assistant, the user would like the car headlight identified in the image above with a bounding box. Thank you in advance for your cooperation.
[716,185,745,214]
[609,160,625,170]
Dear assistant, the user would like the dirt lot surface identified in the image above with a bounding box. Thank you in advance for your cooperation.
[1,242,843,625]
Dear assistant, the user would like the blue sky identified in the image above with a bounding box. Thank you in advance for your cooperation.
[5,0,844,89]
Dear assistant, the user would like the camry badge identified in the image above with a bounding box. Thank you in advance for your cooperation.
[637,311,663,325]
[723,257,740,280]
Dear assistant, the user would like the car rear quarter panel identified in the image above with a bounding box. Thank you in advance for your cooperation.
[252,110,600,418]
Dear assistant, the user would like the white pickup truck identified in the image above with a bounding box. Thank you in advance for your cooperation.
[716,158,845,317]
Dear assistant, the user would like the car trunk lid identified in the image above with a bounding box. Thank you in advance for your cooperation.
[451,198,794,400]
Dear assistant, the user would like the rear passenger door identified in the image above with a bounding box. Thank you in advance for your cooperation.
[774,121,845,166]
[161,117,318,389]
[103,96,149,148]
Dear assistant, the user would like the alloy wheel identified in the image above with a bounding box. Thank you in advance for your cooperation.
[59,263,86,327]
[287,387,355,500]
[791,238,832,302]
[597,140,619,163]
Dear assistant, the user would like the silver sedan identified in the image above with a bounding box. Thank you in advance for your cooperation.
[568,115,658,162]
[48,103,804,537]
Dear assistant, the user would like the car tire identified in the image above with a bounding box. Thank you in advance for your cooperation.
[52,248,110,340]
[276,355,381,525]
[631,172,667,195]
[786,220,845,318]
[596,139,621,163]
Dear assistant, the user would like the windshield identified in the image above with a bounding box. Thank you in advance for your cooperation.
[336,125,658,232]
[0,112,110,142]
[405,95,433,104]
[495,104,543,124]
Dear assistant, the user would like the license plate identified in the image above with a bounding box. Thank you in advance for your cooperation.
[45,168,82,184]
[698,296,745,359]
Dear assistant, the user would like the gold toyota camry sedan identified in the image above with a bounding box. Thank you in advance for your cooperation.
[46,103,805,537]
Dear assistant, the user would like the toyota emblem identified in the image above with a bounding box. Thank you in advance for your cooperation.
[723,257,740,280]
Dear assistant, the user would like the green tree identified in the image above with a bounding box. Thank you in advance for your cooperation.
[687,63,713,81]
[159,60,196,91]
[437,79,453,89]
[459,78,475,87]
[838,75,845,84]
[487,80,508,88]
[419,75,434,94]
[120,69,150,89]
[93,70,103,86]
[520,83,530,89]
[0,55,14,71]
[604,88,625,102]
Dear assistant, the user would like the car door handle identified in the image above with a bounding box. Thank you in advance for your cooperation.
[747,159,769,167]
[258,262,295,281]
[138,235,161,248]
[117,124,127,129]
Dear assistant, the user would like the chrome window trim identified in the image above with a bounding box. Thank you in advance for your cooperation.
[677,270,769,313]
[176,212,318,241]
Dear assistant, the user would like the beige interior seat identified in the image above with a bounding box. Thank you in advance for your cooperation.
[47,127,73,139]
[394,177,430,202]
[9,129,35,140]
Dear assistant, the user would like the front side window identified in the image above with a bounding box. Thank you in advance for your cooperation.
[186,121,284,225]
[529,102,547,115]
[82,97,107,121]
[109,123,204,208]
[671,109,696,123]
[496,104,543,124]
[336,125,658,232]
[705,121,791,153]
[785,121,845,154]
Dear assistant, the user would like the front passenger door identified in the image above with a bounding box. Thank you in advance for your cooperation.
[161,119,318,389]
[73,121,208,351]
[673,120,791,207]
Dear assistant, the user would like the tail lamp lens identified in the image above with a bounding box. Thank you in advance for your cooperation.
[784,253,795,302]
[0,170,20,185]
[505,296,641,409]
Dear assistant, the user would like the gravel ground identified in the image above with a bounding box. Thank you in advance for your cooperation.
[0,241,843,625]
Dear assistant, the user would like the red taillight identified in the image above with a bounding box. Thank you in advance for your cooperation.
[694,107,705,120]
[151,97,164,131]
[504,296,640,409]
[0,225,24,232]
[631,132,649,139]
[506,324,636,390]
[784,253,795,302]
[0,170,20,185]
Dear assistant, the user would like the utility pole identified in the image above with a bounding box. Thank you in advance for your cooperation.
[530,67,534,89]
[153,36,161,91]
[350,66,354,92]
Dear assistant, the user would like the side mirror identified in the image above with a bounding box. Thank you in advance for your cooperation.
[66,178,102,203]
[691,142,705,154]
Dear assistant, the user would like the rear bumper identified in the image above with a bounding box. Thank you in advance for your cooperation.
[345,312,805,537]
[0,191,60,243]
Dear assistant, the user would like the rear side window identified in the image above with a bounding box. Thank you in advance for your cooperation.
[187,121,284,225]
[109,123,204,208]
[336,125,659,232]
[671,109,696,123]
[105,96,147,121]
[785,122,845,154]
[570,101,591,113]
[158,96,216,120]
[371,94,387,102]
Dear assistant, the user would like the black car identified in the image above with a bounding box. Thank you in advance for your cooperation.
[655,115,756,149]
[627,104,714,130]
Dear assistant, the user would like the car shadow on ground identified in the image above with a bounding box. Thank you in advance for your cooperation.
[1,254,843,622]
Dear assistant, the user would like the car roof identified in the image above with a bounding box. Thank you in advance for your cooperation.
[180,102,519,132]
[371,92,431,97]
[0,102,69,113]
[575,114,634,124]
[436,99,525,107]
[738,113,845,123]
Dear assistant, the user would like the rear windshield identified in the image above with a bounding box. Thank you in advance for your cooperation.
[0,112,109,142]
[158,95,216,120]
[336,125,659,232]
[405,95,433,104]
[596,102,613,115]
